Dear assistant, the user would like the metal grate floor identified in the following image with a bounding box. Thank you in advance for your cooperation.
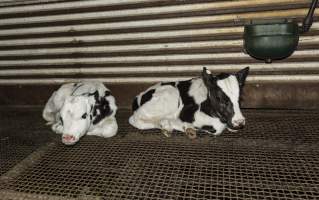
[0,107,319,200]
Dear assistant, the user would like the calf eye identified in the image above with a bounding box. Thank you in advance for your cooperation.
[81,113,87,119]
[59,117,63,125]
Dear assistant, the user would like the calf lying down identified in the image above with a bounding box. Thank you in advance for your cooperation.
[43,82,118,145]
[129,67,249,138]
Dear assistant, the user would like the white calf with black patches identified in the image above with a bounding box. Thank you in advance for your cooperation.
[129,67,249,137]
[43,81,118,145]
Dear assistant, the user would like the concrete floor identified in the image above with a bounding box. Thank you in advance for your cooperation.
[0,107,319,199]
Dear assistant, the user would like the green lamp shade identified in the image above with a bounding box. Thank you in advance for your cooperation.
[244,21,299,63]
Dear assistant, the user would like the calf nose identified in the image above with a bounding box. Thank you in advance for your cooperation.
[232,118,246,129]
[62,134,77,145]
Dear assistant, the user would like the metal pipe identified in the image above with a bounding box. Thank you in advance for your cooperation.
[0,63,318,76]
[300,0,318,33]
[0,75,318,85]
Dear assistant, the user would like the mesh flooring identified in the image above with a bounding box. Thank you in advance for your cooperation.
[0,107,319,199]
[0,107,55,176]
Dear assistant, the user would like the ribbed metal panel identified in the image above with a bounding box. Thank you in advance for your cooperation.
[0,0,318,85]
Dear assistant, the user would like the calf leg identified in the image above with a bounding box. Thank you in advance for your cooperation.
[158,119,174,137]
[193,111,227,136]
[87,117,118,138]
[52,121,63,134]
[48,111,64,134]
[159,119,197,138]
[211,122,227,136]
[129,115,158,130]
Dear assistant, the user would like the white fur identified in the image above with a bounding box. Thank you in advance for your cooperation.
[129,84,181,130]
[188,78,207,104]
[129,78,227,135]
[43,81,118,145]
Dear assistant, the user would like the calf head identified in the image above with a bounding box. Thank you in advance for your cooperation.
[202,67,249,130]
[60,96,93,145]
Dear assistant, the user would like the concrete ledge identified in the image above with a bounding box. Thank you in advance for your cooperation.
[0,82,318,109]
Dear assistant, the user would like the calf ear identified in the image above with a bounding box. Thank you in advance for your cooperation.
[202,67,213,88]
[236,67,249,87]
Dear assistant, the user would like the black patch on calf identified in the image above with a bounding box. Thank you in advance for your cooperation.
[214,87,234,124]
[200,95,224,121]
[91,91,113,125]
[59,116,63,126]
[81,113,87,119]
[203,81,234,125]
[200,91,230,124]
[104,90,111,96]
[236,67,250,89]
[132,97,139,112]
[179,104,199,123]
[200,97,212,117]
[140,89,155,106]
[88,90,99,100]
[177,80,199,123]
[216,73,230,80]
[161,82,176,87]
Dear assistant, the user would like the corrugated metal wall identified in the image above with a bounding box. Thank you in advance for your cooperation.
[0,0,318,108]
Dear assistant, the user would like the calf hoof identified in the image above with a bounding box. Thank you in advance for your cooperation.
[185,128,197,139]
[62,134,77,145]
[52,123,63,134]
[161,129,172,137]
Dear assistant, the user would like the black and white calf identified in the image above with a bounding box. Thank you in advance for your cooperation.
[129,67,249,137]
[43,82,118,145]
